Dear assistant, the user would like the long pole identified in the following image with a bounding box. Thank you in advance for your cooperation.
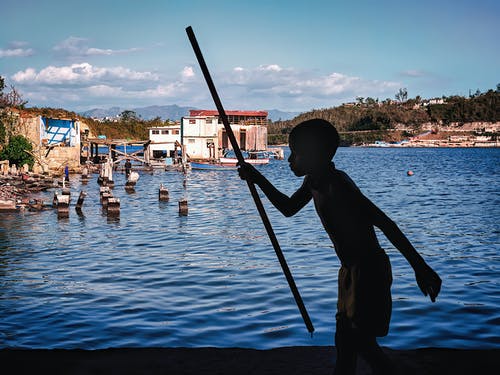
[186,26,314,334]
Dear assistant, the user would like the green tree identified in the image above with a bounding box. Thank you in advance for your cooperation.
[0,135,34,167]
[120,110,139,122]
[395,88,408,103]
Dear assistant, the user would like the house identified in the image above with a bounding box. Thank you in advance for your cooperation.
[7,110,83,172]
[148,110,268,161]
[149,124,182,159]
[183,110,268,160]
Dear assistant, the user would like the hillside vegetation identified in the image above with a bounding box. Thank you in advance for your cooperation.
[268,87,499,145]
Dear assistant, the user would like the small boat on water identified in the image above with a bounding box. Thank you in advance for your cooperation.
[191,150,270,170]
[219,150,269,166]
[190,161,236,170]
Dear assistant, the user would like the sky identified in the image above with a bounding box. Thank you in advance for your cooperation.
[1,0,498,113]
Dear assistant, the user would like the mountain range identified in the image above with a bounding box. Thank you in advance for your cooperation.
[80,105,300,122]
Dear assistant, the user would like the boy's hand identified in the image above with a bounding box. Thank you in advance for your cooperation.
[238,162,262,185]
[415,263,442,302]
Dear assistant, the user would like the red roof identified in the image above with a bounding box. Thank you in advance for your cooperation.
[189,110,268,117]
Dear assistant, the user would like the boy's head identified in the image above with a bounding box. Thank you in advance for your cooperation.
[289,119,339,158]
[288,119,339,176]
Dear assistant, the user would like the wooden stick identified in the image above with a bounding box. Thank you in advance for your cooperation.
[186,26,314,334]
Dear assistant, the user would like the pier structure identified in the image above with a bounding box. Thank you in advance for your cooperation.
[86,138,155,170]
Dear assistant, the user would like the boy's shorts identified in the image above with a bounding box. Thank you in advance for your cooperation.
[337,250,392,337]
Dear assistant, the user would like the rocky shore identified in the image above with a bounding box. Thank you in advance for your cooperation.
[0,168,62,211]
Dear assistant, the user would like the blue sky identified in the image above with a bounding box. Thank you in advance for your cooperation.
[1,0,498,113]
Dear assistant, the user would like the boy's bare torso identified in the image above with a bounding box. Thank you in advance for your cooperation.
[306,167,383,266]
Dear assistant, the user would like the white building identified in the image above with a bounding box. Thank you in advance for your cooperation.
[148,110,268,161]
[148,125,181,159]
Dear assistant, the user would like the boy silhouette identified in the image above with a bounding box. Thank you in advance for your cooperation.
[238,119,441,375]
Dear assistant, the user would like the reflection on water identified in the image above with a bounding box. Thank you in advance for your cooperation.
[0,147,499,349]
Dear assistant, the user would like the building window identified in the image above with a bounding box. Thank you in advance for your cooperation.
[188,139,195,143]
[161,130,169,134]
[152,130,160,134]
[173,130,180,135]
[189,119,196,124]
[206,119,212,124]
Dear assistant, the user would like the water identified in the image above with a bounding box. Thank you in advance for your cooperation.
[0,147,499,350]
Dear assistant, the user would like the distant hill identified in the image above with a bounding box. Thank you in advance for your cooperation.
[80,105,195,121]
[81,105,299,122]
[266,109,301,121]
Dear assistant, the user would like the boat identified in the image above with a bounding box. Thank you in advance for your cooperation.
[219,150,269,166]
[190,161,237,170]
[190,151,270,170]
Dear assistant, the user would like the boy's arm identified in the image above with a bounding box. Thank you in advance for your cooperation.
[363,194,442,302]
[238,162,312,217]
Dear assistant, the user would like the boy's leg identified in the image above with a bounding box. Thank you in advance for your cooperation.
[334,314,357,375]
[352,328,394,375]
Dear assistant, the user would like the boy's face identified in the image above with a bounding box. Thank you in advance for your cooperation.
[288,142,321,176]
[288,135,333,176]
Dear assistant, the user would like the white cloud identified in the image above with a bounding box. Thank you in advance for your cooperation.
[401,69,427,78]
[181,66,195,79]
[53,36,140,57]
[0,42,35,58]
[11,63,159,85]
[214,64,401,110]
[259,64,282,72]
[10,60,401,112]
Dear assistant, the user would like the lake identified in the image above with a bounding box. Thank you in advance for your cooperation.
[0,147,498,349]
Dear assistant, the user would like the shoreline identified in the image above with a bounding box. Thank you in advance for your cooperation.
[2,346,498,374]
[268,143,500,148]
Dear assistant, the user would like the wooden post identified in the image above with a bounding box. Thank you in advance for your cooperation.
[178,198,188,215]
[100,186,112,206]
[81,166,89,184]
[125,171,139,191]
[75,191,87,212]
[106,197,120,216]
[101,192,112,208]
[56,194,70,218]
[159,184,169,201]
[99,186,110,197]
[62,187,71,197]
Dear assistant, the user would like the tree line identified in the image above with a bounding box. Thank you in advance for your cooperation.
[268,85,499,144]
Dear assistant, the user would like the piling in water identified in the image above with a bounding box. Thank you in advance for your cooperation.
[125,171,139,191]
[159,184,169,201]
[178,198,188,216]
[56,194,70,218]
[106,197,120,216]
[99,186,110,197]
[75,191,87,212]
[101,192,113,208]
